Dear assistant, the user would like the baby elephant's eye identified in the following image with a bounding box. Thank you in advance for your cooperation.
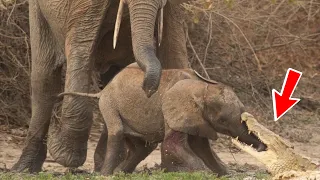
[218,117,228,125]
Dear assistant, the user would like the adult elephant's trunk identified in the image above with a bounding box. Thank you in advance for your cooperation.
[128,1,162,97]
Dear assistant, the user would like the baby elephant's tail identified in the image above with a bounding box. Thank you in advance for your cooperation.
[58,92,101,98]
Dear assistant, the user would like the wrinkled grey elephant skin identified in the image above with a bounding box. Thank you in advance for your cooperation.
[59,63,266,176]
[12,0,191,173]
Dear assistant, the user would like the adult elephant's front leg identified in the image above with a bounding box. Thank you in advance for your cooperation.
[48,39,95,167]
[47,1,110,168]
[158,2,189,69]
[11,0,63,172]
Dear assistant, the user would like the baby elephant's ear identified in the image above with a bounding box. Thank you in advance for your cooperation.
[162,80,218,140]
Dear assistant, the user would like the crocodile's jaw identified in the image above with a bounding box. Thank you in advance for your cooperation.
[233,137,298,175]
[232,112,318,175]
[231,137,277,169]
[232,112,280,173]
[240,113,293,148]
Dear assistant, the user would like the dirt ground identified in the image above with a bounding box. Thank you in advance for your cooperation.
[1,118,320,175]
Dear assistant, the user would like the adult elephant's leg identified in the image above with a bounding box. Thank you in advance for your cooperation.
[188,136,228,176]
[11,0,62,172]
[93,125,108,172]
[158,2,189,69]
[161,130,210,172]
[47,1,110,168]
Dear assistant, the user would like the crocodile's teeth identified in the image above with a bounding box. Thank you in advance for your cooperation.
[250,144,253,147]
[235,136,239,140]
[248,131,252,134]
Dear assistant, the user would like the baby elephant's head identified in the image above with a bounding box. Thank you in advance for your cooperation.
[204,85,266,152]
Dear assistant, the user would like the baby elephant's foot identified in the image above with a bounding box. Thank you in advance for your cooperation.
[188,135,228,176]
[161,151,211,172]
[161,130,211,173]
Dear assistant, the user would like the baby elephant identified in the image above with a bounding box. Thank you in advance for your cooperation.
[59,63,265,176]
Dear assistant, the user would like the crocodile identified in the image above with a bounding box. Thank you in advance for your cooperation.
[232,112,319,180]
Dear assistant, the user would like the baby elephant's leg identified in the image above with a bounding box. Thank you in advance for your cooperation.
[99,106,126,175]
[101,132,126,175]
[161,129,210,172]
[114,136,157,173]
[93,125,108,172]
[188,135,228,176]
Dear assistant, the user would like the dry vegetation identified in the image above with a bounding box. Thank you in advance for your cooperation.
[0,0,319,137]
[0,0,30,126]
[183,0,320,140]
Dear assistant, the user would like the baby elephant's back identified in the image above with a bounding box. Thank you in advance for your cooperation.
[103,67,165,141]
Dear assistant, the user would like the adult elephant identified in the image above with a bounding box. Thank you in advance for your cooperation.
[12,0,190,173]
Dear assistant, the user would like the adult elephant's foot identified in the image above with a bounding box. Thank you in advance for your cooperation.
[11,140,47,173]
[47,124,90,168]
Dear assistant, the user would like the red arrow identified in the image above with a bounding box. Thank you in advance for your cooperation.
[272,68,302,121]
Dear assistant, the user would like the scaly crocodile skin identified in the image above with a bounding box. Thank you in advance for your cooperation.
[232,112,319,180]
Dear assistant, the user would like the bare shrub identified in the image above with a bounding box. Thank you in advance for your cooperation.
[184,0,320,123]
[0,0,30,126]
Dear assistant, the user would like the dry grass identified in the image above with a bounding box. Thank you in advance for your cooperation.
[0,0,319,135]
